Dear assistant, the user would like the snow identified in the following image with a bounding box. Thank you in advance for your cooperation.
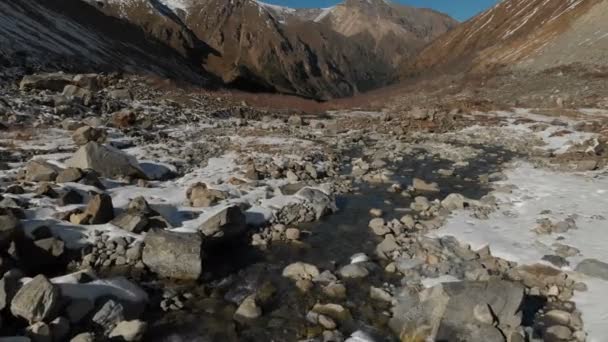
[431,162,608,341]
[52,272,148,304]
[314,6,335,22]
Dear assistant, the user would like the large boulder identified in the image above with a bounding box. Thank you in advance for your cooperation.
[390,280,524,341]
[67,142,146,179]
[142,230,203,280]
[10,275,60,323]
[20,73,73,91]
[25,161,60,182]
[198,205,246,239]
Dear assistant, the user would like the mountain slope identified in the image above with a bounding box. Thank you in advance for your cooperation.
[85,0,457,99]
[411,0,605,75]
[0,0,210,84]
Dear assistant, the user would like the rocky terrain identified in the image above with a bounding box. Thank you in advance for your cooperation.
[2,71,608,342]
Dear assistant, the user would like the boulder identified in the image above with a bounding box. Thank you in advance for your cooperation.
[112,110,137,128]
[20,73,73,91]
[25,161,60,182]
[91,299,124,335]
[73,74,101,91]
[109,320,147,341]
[62,85,92,105]
[390,280,524,341]
[412,178,440,193]
[83,193,114,224]
[142,230,203,280]
[25,321,52,342]
[295,187,337,220]
[58,190,83,206]
[111,214,148,234]
[575,259,608,281]
[0,208,20,249]
[198,205,246,239]
[282,262,320,281]
[70,333,95,342]
[71,126,106,146]
[441,193,466,211]
[56,168,84,183]
[67,142,146,179]
[11,275,60,323]
[186,183,229,207]
[111,197,168,233]
[108,89,133,101]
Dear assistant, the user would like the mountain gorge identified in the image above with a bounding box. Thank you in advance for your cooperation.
[0,0,457,99]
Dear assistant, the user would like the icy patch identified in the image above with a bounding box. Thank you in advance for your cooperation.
[432,162,608,341]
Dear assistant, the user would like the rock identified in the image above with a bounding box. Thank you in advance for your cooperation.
[295,187,337,220]
[72,126,106,146]
[285,228,300,240]
[282,262,320,281]
[108,320,147,341]
[20,73,72,91]
[73,74,101,91]
[62,85,92,104]
[198,205,246,239]
[56,168,84,183]
[83,193,114,224]
[441,193,465,211]
[473,304,495,325]
[338,264,369,279]
[369,208,383,217]
[412,178,440,192]
[323,282,347,299]
[58,190,83,206]
[546,325,572,340]
[376,234,400,259]
[390,280,524,341]
[109,89,133,101]
[112,110,137,128]
[575,259,608,280]
[25,161,59,182]
[142,230,203,280]
[34,183,58,198]
[11,275,60,323]
[70,333,95,342]
[111,213,148,234]
[67,142,147,179]
[0,208,20,249]
[234,295,262,321]
[91,299,124,335]
[368,218,389,235]
[288,115,303,126]
[311,303,351,322]
[25,322,51,342]
[186,183,229,207]
[370,286,393,303]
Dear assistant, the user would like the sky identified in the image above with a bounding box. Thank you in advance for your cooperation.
[260,0,500,21]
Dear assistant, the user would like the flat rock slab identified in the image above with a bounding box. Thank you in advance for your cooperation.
[142,230,203,280]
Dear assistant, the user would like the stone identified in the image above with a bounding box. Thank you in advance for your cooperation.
[370,286,393,303]
[338,264,369,279]
[62,85,92,104]
[412,178,440,192]
[25,161,59,182]
[25,322,51,342]
[91,299,124,335]
[11,275,60,323]
[198,205,246,239]
[368,218,389,235]
[73,74,101,91]
[58,190,83,206]
[111,213,149,234]
[0,208,20,249]
[285,228,300,240]
[546,325,572,340]
[72,126,106,145]
[67,142,147,179]
[20,73,73,91]
[186,183,229,208]
[473,304,495,325]
[323,282,347,299]
[234,295,262,321]
[376,234,400,259]
[70,333,95,342]
[575,259,608,280]
[109,89,133,101]
[282,262,320,281]
[56,168,83,183]
[311,303,351,322]
[295,187,337,220]
[441,193,465,211]
[288,115,303,126]
[84,193,114,224]
[142,230,203,280]
[109,320,147,341]
[35,183,58,198]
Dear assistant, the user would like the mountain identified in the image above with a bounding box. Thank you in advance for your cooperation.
[411,0,606,76]
[0,0,211,84]
[78,0,457,99]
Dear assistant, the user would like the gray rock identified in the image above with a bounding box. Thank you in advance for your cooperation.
[282,262,320,281]
[412,178,440,193]
[338,264,369,279]
[441,193,465,211]
[67,142,146,180]
[108,89,133,101]
[111,213,149,234]
[56,168,84,183]
[73,74,101,91]
[109,320,147,341]
[198,205,246,239]
[368,218,389,236]
[25,321,51,342]
[11,275,60,323]
[62,85,92,105]
[142,230,203,280]
[546,325,572,340]
[25,161,60,182]
[575,259,608,280]
[0,208,20,249]
[72,126,106,146]
[295,187,337,220]
[234,295,262,321]
[376,234,400,259]
[186,183,229,208]
[84,193,114,225]
[20,73,73,91]
[70,333,95,342]
[91,299,124,335]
